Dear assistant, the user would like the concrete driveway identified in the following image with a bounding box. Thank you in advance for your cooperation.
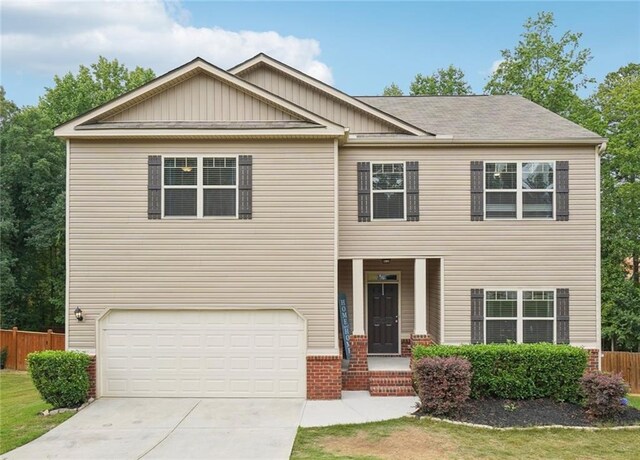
[3,398,305,460]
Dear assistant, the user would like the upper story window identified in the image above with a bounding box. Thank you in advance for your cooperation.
[163,156,237,218]
[371,162,405,220]
[485,162,554,220]
[485,289,555,344]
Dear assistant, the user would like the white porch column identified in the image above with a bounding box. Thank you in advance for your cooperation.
[414,258,428,335]
[352,258,365,336]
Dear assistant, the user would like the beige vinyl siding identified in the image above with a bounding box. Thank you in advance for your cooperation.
[105,73,298,122]
[339,146,598,346]
[337,259,414,337]
[68,139,335,352]
[427,258,441,343]
[239,66,401,134]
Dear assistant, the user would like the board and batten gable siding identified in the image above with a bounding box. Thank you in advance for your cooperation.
[104,73,298,122]
[339,146,598,347]
[68,139,336,353]
[238,65,401,134]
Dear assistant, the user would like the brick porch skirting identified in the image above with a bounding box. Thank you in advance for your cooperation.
[87,355,97,399]
[401,339,411,357]
[307,355,342,400]
[342,335,369,390]
[586,348,601,372]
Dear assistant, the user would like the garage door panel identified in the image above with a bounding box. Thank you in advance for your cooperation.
[100,309,306,398]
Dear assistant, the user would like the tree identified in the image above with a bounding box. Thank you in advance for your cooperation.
[485,11,594,118]
[589,64,640,351]
[382,83,404,96]
[0,88,20,322]
[40,56,155,127]
[0,58,155,331]
[409,65,472,95]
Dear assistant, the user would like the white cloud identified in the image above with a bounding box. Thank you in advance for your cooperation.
[489,59,505,74]
[1,0,333,83]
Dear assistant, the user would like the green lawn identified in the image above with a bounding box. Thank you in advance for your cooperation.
[0,371,75,455]
[292,416,640,460]
[628,394,640,409]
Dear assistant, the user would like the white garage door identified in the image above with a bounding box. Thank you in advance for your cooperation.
[99,309,306,398]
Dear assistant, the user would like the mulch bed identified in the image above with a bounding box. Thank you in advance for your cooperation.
[420,398,640,428]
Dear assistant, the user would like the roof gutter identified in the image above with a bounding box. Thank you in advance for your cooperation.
[343,136,607,147]
[597,141,608,155]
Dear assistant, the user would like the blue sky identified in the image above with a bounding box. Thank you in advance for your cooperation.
[2,1,639,107]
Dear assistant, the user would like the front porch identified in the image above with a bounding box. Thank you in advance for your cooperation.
[338,258,441,395]
[338,257,442,396]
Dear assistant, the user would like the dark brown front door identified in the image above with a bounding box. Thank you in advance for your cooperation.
[367,283,399,354]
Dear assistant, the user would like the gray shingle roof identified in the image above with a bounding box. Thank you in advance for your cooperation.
[357,95,601,140]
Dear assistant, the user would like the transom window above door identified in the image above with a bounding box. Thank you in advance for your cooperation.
[485,161,555,219]
[371,162,405,220]
[163,156,237,218]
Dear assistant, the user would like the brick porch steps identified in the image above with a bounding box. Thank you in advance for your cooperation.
[368,370,415,397]
[369,385,416,397]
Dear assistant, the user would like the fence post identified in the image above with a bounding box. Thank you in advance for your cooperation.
[12,327,18,370]
[47,329,53,348]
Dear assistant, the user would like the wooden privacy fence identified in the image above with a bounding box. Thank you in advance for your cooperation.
[0,327,65,371]
[602,352,640,394]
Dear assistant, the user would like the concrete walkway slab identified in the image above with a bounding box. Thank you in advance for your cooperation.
[300,391,419,427]
[2,398,304,460]
[4,393,417,459]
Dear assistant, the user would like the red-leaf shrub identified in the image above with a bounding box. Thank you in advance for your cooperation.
[580,371,629,419]
[414,357,472,416]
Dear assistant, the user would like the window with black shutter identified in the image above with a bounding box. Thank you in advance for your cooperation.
[148,155,252,219]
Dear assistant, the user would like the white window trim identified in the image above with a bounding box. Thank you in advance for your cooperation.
[370,161,407,221]
[484,288,557,344]
[161,154,239,219]
[484,160,556,220]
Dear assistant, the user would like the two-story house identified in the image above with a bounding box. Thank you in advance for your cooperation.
[55,54,604,400]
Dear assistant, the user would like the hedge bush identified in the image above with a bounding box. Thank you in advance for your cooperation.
[414,356,472,416]
[581,371,629,419]
[27,350,92,408]
[413,343,588,402]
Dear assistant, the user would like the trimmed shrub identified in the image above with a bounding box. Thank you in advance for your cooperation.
[414,356,472,416]
[581,371,629,419]
[27,350,92,408]
[413,343,588,402]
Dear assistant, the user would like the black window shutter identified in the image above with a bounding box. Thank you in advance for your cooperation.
[238,155,252,219]
[556,161,569,221]
[406,161,420,221]
[470,161,484,221]
[357,162,371,222]
[471,288,484,344]
[148,155,162,219]
[556,288,570,344]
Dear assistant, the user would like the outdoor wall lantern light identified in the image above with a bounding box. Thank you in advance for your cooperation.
[74,307,84,321]
[382,259,391,264]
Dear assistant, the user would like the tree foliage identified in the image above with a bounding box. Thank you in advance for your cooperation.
[0,58,155,331]
[382,82,404,96]
[409,65,472,95]
[484,11,594,118]
[589,64,640,351]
